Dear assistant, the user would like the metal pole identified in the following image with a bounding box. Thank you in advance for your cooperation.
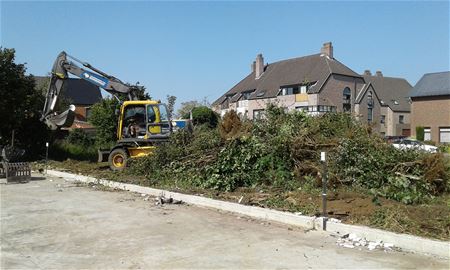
[45,142,49,174]
[321,151,328,230]
[11,130,15,148]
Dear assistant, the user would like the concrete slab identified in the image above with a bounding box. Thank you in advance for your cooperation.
[46,169,449,259]
[1,175,448,269]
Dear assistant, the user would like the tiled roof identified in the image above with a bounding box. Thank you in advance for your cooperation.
[362,75,412,112]
[213,53,361,105]
[410,71,450,98]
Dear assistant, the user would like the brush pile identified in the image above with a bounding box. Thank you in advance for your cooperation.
[130,104,449,204]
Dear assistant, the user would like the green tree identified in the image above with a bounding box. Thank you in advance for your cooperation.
[166,95,177,119]
[89,97,120,148]
[178,100,202,119]
[191,106,218,128]
[0,48,49,159]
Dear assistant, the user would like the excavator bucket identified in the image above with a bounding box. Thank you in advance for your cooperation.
[44,105,76,130]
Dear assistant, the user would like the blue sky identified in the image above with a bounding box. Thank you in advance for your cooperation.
[1,1,449,106]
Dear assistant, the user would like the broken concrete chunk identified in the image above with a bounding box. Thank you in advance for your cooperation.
[155,195,183,205]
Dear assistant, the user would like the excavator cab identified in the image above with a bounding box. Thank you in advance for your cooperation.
[119,101,171,141]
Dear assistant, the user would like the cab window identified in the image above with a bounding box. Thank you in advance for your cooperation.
[158,105,169,121]
[147,106,156,123]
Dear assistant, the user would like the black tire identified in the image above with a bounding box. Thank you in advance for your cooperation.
[108,148,128,171]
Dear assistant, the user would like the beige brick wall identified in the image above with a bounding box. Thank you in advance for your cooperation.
[319,74,365,112]
[381,108,411,136]
[353,84,382,132]
[411,96,450,143]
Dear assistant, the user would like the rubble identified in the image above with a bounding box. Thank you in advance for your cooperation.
[335,233,396,252]
[155,195,183,205]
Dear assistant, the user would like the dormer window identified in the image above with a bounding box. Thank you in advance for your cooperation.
[241,90,254,100]
[279,84,308,96]
[343,87,351,112]
[256,90,266,97]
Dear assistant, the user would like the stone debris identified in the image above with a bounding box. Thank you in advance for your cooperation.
[155,195,183,205]
[336,233,396,252]
[327,218,342,223]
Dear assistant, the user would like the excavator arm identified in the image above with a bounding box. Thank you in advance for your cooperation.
[41,51,137,130]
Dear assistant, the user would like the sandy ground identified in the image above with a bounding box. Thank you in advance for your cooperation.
[1,174,448,269]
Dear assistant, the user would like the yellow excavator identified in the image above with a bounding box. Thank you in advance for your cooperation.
[41,52,172,170]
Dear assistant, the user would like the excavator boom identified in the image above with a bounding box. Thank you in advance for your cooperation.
[41,52,136,130]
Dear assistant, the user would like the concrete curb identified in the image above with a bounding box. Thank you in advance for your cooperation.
[315,218,449,258]
[46,170,449,258]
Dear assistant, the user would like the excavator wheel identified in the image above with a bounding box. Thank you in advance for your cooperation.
[108,148,128,171]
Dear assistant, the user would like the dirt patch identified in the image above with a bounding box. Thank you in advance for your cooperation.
[35,160,450,241]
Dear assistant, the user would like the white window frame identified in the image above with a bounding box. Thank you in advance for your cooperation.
[424,127,431,141]
[439,127,450,143]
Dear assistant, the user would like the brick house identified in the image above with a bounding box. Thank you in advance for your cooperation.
[35,76,102,131]
[213,42,410,135]
[409,71,450,143]
[361,71,412,136]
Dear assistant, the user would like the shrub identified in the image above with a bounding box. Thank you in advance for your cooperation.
[89,98,120,148]
[416,126,425,141]
[190,106,218,128]
[50,141,97,161]
[66,129,95,148]
[219,110,250,140]
[129,104,449,204]
[331,134,449,204]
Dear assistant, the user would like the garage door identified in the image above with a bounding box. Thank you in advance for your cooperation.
[440,127,450,143]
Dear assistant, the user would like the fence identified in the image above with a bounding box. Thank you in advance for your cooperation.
[0,162,31,183]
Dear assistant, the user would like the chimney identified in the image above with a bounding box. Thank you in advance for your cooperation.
[251,61,256,73]
[320,42,333,58]
[255,54,264,78]
[376,70,383,77]
[364,70,372,76]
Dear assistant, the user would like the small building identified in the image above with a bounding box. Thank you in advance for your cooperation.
[35,76,102,131]
[361,71,412,137]
[409,71,450,143]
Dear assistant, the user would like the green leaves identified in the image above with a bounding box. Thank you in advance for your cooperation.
[0,48,49,159]
[89,97,119,148]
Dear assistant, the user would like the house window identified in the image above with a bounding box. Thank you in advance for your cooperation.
[256,90,266,98]
[85,107,92,121]
[279,85,308,96]
[424,128,431,141]
[343,87,351,112]
[295,105,336,113]
[439,127,450,143]
[295,106,308,112]
[300,85,307,94]
[380,115,385,124]
[241,91,253,100]
[367,91,373,123]
[399,115,404,124]
[253,109,265,120]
